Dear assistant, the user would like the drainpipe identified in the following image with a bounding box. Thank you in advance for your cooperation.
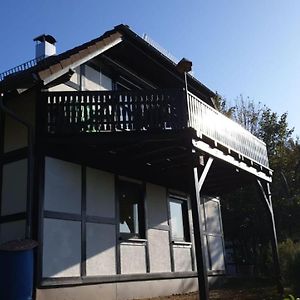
[0,92,35,239]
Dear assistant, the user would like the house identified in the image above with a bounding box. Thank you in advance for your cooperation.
[0,24,282,300]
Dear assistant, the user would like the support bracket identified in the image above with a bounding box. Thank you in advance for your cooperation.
[190,154,214,300]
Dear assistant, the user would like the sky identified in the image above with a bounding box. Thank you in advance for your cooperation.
[0,0,299,136]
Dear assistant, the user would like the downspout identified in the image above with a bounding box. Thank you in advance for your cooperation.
[0,92,35,239]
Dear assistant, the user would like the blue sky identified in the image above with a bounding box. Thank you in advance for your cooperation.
[1,0,299,135]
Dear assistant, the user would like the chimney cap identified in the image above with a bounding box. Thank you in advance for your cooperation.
[33,34,56,45]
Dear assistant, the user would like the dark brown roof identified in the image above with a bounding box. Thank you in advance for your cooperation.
[0,26,123,91]
[0,24,216,105]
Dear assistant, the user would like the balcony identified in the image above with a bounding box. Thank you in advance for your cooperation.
[41,89,269,168]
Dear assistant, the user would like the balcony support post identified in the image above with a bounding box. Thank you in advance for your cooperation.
[189,152,214,300]
[256,179,284,295]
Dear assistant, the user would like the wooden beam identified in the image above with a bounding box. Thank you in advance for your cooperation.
[189,155,213,300]
[193,140,272,182]
[198,157,214,193]
[256,179,283,295]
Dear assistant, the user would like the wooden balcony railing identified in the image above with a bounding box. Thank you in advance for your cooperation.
[43,89,186,134]
[187,92,269,168]
[42,89,269,168]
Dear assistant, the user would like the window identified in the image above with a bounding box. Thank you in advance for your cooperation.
[118,180,145,239]
[169,196,190,242]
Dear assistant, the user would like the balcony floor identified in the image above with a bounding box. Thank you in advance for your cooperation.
[41,128,258,195]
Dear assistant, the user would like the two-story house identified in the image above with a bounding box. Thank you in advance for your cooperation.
[0,24,281,300]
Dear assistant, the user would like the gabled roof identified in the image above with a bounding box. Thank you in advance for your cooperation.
[0,24,216,106]
[0,27,123,91]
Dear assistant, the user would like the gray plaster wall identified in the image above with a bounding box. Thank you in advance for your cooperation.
[173,246,193,272]
[120,243,147,274]
[146,183,168,228]
[148,229,171,272]
[86,167,115,218]
[0,220,26,244]
[208,235,225,271]
[3,90,36,153]
[202,197,226,272]
[84,65,112,91]
[35,277,198,300]
[146,183,171,273]
[41,159,222,281]
[1,159,27,216]
[42,218,81,278]
[44,157,81,214]
[86,222,116,276]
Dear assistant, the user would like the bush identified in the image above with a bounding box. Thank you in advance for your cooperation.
[278,239,300,294]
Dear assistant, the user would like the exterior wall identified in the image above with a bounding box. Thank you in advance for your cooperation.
[0,90,36,244]
[48,84,77,92]
[40,157,225,299]
[146,183,171,273]
[41,157,196,282]
[201,197,226,273]
[36,277,198,300]
[83,65,112,91]
[0,220,26,244]
[3,92,35,153]
[0,159,27,243]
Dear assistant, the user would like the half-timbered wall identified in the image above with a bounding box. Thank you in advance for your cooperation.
[0,91,36,244]
[201,197,226,274]
[40,157,198,282]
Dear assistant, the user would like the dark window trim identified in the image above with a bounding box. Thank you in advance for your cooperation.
[117,179,146,240]
[169,195,191,243]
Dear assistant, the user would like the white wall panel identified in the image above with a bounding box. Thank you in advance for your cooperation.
[205,199,221,234]
[207,235,225,271]
[0,220,26,244]
[43,218,81,277]
[49,84,77,91]
[146,183,168,228]
[148,229,171,272]
[120,244,146,274]
[173,246,192,272]
[86,223,116,276]
[86,168,115,218]
[84,65,112,91]
[44,157,81,214]
[1,159,27,216]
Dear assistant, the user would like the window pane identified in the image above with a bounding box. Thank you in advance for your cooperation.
[119,181,142,236]
[170,200,184,241]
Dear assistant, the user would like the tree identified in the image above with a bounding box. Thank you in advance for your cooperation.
[232,95,263,136]
[217,93,300,275]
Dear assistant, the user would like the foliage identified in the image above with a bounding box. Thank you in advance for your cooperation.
[278,239,300,294]
[218,92,300,284]
[212,93,235,118]
[232,95,263,136]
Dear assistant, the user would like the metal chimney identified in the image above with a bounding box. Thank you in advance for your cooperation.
[33,34,56,59]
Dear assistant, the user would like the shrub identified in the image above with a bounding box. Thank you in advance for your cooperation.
[278,239,300,294]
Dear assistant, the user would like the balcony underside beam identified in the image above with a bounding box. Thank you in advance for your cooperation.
[193,140,272,183]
